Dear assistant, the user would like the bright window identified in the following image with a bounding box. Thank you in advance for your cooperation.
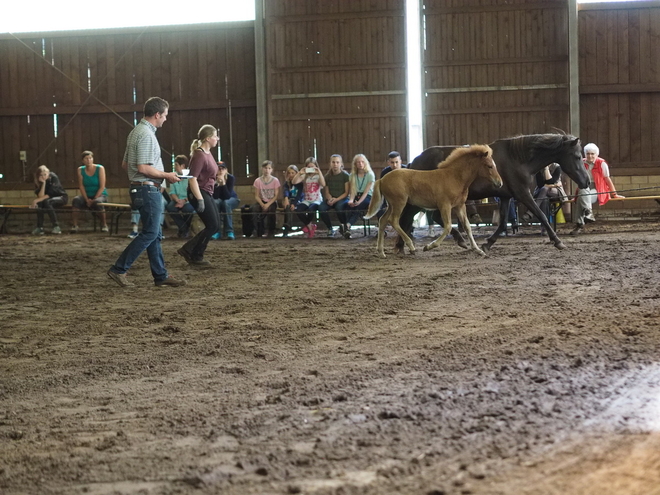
[0,1,255,33]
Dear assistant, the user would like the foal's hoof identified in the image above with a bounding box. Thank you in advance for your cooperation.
[423,244,431,252]
[554,241,567,250]
[379,252,387,259]
[475,248,487,257]
[481,243,491,252]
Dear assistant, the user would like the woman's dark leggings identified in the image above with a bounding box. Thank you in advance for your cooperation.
[37,196,68,227]
[182,190,219,261]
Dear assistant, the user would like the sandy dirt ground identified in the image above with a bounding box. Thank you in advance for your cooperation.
[1,221,660,495]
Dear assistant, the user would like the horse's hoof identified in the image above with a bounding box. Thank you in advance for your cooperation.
[379,252,387,259]
[476,249,487,257]
[554,241,566,250]
[481,243,491,252]
[423,245,430,252]
[456,239,468,250]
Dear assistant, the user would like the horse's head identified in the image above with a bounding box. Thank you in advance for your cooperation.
[472,145,503,188]
[553,136,590,189]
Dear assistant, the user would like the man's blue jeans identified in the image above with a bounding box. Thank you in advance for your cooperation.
[214,197,240,234]
[111,185,168,282]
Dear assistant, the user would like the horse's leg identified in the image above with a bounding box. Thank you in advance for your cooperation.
[390,205,417,255]
[482,198,511,252]
[515,190,565,249]
[455,205,486,257]
[423,205,453,251]
[432,209,468,249]
[377,207,391,258]
[394,204,421,254]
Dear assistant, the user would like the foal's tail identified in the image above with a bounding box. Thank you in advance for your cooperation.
[363,180,383,219]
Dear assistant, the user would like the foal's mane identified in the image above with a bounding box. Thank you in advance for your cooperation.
[501,133,580,163]
[437,144,492,169]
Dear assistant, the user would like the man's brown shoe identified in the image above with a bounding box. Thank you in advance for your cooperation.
[107,269,134,287]
[155,276,187,287]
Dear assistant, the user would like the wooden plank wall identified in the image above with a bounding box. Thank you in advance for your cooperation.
[265,0,407,175]
[0,23,257,190]
[579,1,660,176]
[423,0,570,147]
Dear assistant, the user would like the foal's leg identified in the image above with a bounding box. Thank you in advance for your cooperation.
[455,205,486,257]
[423,205,454,251]
[390,205,417,255]
[377,207,392,258]
[431,209,468,250]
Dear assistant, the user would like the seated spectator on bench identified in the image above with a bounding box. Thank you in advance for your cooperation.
[377,150,405,221]
[522,163,568,230]
[166,154,195,239]
[30,165,68,235]
[251,160,280,237]
[212,161,240,240]
[344,154,375,238]
[318,154,349,237]
[293,156,326,238]
[281,164,304,237]
[71,150,108,233]
[572,143,625,235]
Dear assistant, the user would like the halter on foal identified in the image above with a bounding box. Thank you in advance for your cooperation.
[364,144,502,259]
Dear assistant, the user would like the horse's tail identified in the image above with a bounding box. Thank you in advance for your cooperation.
[364,180,383,219]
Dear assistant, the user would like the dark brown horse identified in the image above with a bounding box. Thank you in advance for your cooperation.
[365,145,502,258]
[396,134,590,252]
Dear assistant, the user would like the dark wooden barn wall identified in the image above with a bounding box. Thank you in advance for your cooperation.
[0,24,257,189]
[423,0,570,147]
[264,0,407,172]
[579,1,660,176]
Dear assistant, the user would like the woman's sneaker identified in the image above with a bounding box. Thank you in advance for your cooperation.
[70,225,79,233]
[308,224,317,238]
[127,230,138,239]
[227,232,235,240]
[52,226,62,234]
[32,227,44,236]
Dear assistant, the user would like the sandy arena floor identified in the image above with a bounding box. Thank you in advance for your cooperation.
[1,222,660,495]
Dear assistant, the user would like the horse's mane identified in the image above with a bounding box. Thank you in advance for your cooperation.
[437,144,492,169]
[499,133,580,163]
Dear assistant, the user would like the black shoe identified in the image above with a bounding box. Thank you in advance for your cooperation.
[155,276,186,287]
[177,248,211,268]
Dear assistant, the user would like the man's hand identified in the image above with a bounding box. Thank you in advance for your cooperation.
[195,199,205,213]
[164,172,181,184]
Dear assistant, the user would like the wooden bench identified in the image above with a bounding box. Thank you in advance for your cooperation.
[101,203,132,235]
[0,203,131,235]
[0,205,34,234]
[232,206,376,237]
[544,195,660,230]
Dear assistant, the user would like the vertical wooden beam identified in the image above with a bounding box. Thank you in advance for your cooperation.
[255,0,268,167]
[568,0,580,136]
